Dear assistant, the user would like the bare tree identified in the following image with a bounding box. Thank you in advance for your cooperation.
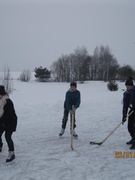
[51,45,120,82]
[0,66,14,94]
[92,45,119,81]
[51,46,90,82]
[118,65,135,81]
[20,70,31,82]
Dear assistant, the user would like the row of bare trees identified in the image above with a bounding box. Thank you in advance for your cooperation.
[1,45,135,89]
[50,45,135,82]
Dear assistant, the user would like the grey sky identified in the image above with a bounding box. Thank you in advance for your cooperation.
[0,0,135,71]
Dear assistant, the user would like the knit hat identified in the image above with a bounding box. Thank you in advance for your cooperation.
[125,77,133,86]
[0,85,6,95]
[70,82,77,88]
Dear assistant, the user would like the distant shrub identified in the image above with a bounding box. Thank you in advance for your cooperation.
[107,80,118,91]
[20,70,31,82]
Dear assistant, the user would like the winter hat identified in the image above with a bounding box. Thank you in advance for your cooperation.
[125,77,133,86]
[0,85,6,95]
[70,82,77,87]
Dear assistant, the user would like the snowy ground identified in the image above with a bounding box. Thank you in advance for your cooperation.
[0,78,135,180]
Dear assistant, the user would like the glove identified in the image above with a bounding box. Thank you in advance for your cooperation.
[70,108,76,114]
[70,110,73,114]
[122,115,127,124]
[131,106,135,111]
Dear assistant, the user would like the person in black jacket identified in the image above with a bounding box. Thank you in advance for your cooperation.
[0,85,17,162]
[59,82,81,137]
[122,77,135,149]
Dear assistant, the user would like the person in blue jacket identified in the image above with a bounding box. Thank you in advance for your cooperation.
[122,77,135,149]
[59,82,81,137]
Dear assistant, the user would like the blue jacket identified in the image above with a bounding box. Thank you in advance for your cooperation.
[64,89,81,111]
[122,86,134,116]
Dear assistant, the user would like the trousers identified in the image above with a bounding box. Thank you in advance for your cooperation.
[128,111,135,141]
[0,126,14,151]
[62,109,76,129]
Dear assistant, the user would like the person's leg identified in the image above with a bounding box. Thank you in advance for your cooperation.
[0,127,4,152]
[59,109,69,136]
[5,131,15,162]
[5,131,14,151]
[70,112,78,137]
[128,112,135,149]
[62,109,69,129]
[70,113,76,129]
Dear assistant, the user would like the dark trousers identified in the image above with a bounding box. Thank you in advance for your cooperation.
[62,109,76,129]
[0,127,14,151]
[128,111,135,141]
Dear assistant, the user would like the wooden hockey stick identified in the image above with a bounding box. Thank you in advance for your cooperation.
[71,105,75,150]
[90,110,134,146]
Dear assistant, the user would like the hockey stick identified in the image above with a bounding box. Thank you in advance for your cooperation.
[90,110,134,146]
[71,105,75,150]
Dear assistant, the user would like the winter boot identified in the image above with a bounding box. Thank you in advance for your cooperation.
[59,128,65,136]
[73,130,78,138]
[126,139,134,145]
[130,142,135,150]
[6,151,15,163]
[70,129,78,138]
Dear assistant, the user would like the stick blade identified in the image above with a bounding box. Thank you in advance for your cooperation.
[90,141,102,145]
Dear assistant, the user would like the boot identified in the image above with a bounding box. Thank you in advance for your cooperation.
[70,129,78,138]
[59,128,65,136]
[126,139,134,145]
[73,130,78,138]
[130,143,135,149]
[6,151,15,163]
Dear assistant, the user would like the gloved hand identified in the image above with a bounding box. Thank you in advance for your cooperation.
[70,108,76,114]
[122,115,127,124]
[131,105,135,111]
[70,110,73,114]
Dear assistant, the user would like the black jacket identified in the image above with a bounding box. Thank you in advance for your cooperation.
[0,98,17,132]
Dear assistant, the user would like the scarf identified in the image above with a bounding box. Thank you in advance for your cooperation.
[0,95,9,118]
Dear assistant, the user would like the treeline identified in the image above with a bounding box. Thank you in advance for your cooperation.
[9,45,134,83]
[50,45,135,82]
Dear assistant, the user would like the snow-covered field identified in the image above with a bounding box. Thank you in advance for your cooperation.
[0,78,134,180]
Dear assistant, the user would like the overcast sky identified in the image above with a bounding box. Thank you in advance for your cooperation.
[0,0,135,71]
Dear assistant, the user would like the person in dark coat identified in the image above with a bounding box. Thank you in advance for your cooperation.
[122,77,135,149]
[59,82,81,137]
[0,85,17,162]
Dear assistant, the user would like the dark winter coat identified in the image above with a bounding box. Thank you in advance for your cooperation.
[130,86,135,109]
[64,89,81,111]
[122,85,135,116]
[0,98,17,132]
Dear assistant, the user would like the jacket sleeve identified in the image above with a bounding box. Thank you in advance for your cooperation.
[122,91,130,116]
[131,87,135,109]
[0,100,12,125]
[75,91,81,109]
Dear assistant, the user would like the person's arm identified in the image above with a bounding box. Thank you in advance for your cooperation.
[75,91,81,109]
[0,99,13,124]
[122,91,130,123]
